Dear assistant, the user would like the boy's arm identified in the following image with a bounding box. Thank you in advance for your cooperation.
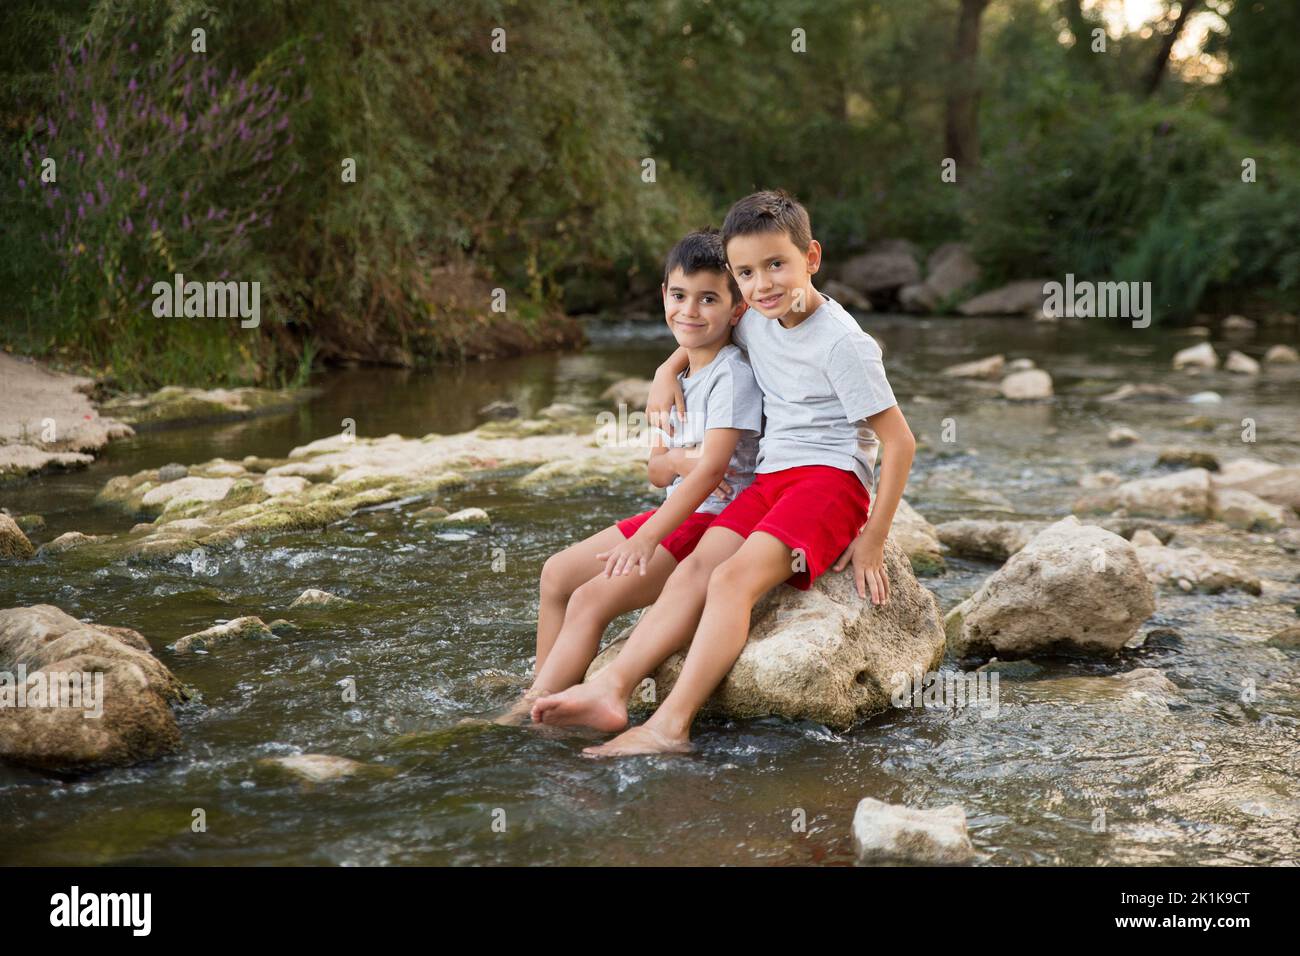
[645,347,690,434]
[832,405,915,605]
[597,428,743,578]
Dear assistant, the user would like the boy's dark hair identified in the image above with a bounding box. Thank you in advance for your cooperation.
[721,189,812,254]
[663,228,742,303]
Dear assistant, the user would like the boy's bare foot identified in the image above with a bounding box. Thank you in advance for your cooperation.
[530,681,628,732]
[581,724,691,758]
[489,689,549,726]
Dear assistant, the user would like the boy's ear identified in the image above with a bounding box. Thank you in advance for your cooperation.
[806,238,822,276]
[730,299,745,322]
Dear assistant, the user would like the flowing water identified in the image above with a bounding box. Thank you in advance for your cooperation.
[1,315,1298,866]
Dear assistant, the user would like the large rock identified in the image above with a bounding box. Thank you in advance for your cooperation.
[935,519,1049,562]
[586,539,945,729]
[600,378,653,409]
[852,798,975,865]
[1072,468,1214,519]
[924,243,981,301]
[957,280,1052,317]
[0,513,35,560]
[0,605,188,772]
[947,517,1156,658]
[821,279,873,312]
[1264,344,1298,364]
[1211,488,1290,531]
[840,244,922,295]
[889,499,946,575]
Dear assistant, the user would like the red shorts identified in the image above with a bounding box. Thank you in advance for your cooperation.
[616,509,718,563]
[710,465,872,590]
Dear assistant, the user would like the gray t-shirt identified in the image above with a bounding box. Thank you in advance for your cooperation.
[663,344,763,515]
[731,292,897,492]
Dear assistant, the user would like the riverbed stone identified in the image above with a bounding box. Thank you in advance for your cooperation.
[440,507,490,527]
[1225,350,1260,375]
[1211,488,1290,531]
[840,245,921,295]
[1072,468,1214,520]
[0,605,188,773]
[1173,342,1218,370]
[1264,344,1299,364]
[157,463,188,482]
[1000,369,1053,401]
[262,475,309,497]
[941,354,1004,380]
[99,385,306,428]
[851,798,975,865]
[601,378,653,409]
[1214,465,1300,515]
[0,514,35,561]
[37,531,109,556]
[170,616,276,653]
[1107,426,1140,446]
[1156,447,1219,471]
[1098,383,1183,403]
[1131,540,1262,594]
[586,539,945,729]
[257,753,390,784]
[957,280,1051,316]
[948,517,1156,658]
[289,588,352,609]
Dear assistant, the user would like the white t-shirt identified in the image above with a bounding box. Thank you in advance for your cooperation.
[731,291,897,492]
[663,344,763,515]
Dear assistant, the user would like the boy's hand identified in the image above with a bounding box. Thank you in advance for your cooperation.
[596,534,658,578]
[646,369,686,437]
[832,531,890,605]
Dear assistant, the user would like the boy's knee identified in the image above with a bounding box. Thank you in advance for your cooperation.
[540,552,573,598]
[707,556,758,599]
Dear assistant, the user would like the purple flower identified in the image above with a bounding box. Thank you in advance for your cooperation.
[122,218,133,235]
[18,179,25,190]
[138,183,147,199]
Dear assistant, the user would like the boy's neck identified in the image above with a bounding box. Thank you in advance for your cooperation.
[685,339,729,377]
[778,283,825,329]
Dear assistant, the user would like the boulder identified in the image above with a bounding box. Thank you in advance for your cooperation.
[0,605,188,772]
[1172,342,1218,370]
[1216,459,1281,486]
[957,280,1052,317]
[947,517,1156,658]
[1000,369,1053,400]
[889,499,946,575]
[1131,541,1261,595]
[0,514,35,561]
[941,354,1004,380]
[852,798,975,865]
[898,283,939,313]
[935,519,1048,562]
[586,539,945,729]
[924,243,980,300]
[1264,344,1298,364]
[821,279,873,312]
[840,244,921,294]
[1072,468,1214,519]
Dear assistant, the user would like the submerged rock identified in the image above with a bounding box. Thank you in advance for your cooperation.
[37,531,109,556]
[586,539,945,729]
[289,588,352,609]
[948,517,1156,658]
[170,616,276,653]
[0,605,188,773]
[258,754,390,784]
[851,798,975,865]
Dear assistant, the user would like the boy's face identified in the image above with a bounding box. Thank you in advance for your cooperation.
[661,267,743,349]
[726,230,822,320]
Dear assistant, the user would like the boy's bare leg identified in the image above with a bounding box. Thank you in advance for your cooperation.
[531,526,744,731]
[535,526,629,672]
[584,531,793,757]
[493,547,676,725]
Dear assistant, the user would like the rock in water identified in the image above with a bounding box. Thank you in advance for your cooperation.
[889,499,946,575]
[0,514,35,560]
[948,517,1156,658]
[586,539,945,729]
[935,519,1049,562]
[0,605,188,772]
[1000,369,1053,401]
[1072,468,1214,519]
[851,798,975,865]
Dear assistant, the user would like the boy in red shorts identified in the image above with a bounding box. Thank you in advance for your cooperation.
[492,230,763,723]
[531,190,916,755]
